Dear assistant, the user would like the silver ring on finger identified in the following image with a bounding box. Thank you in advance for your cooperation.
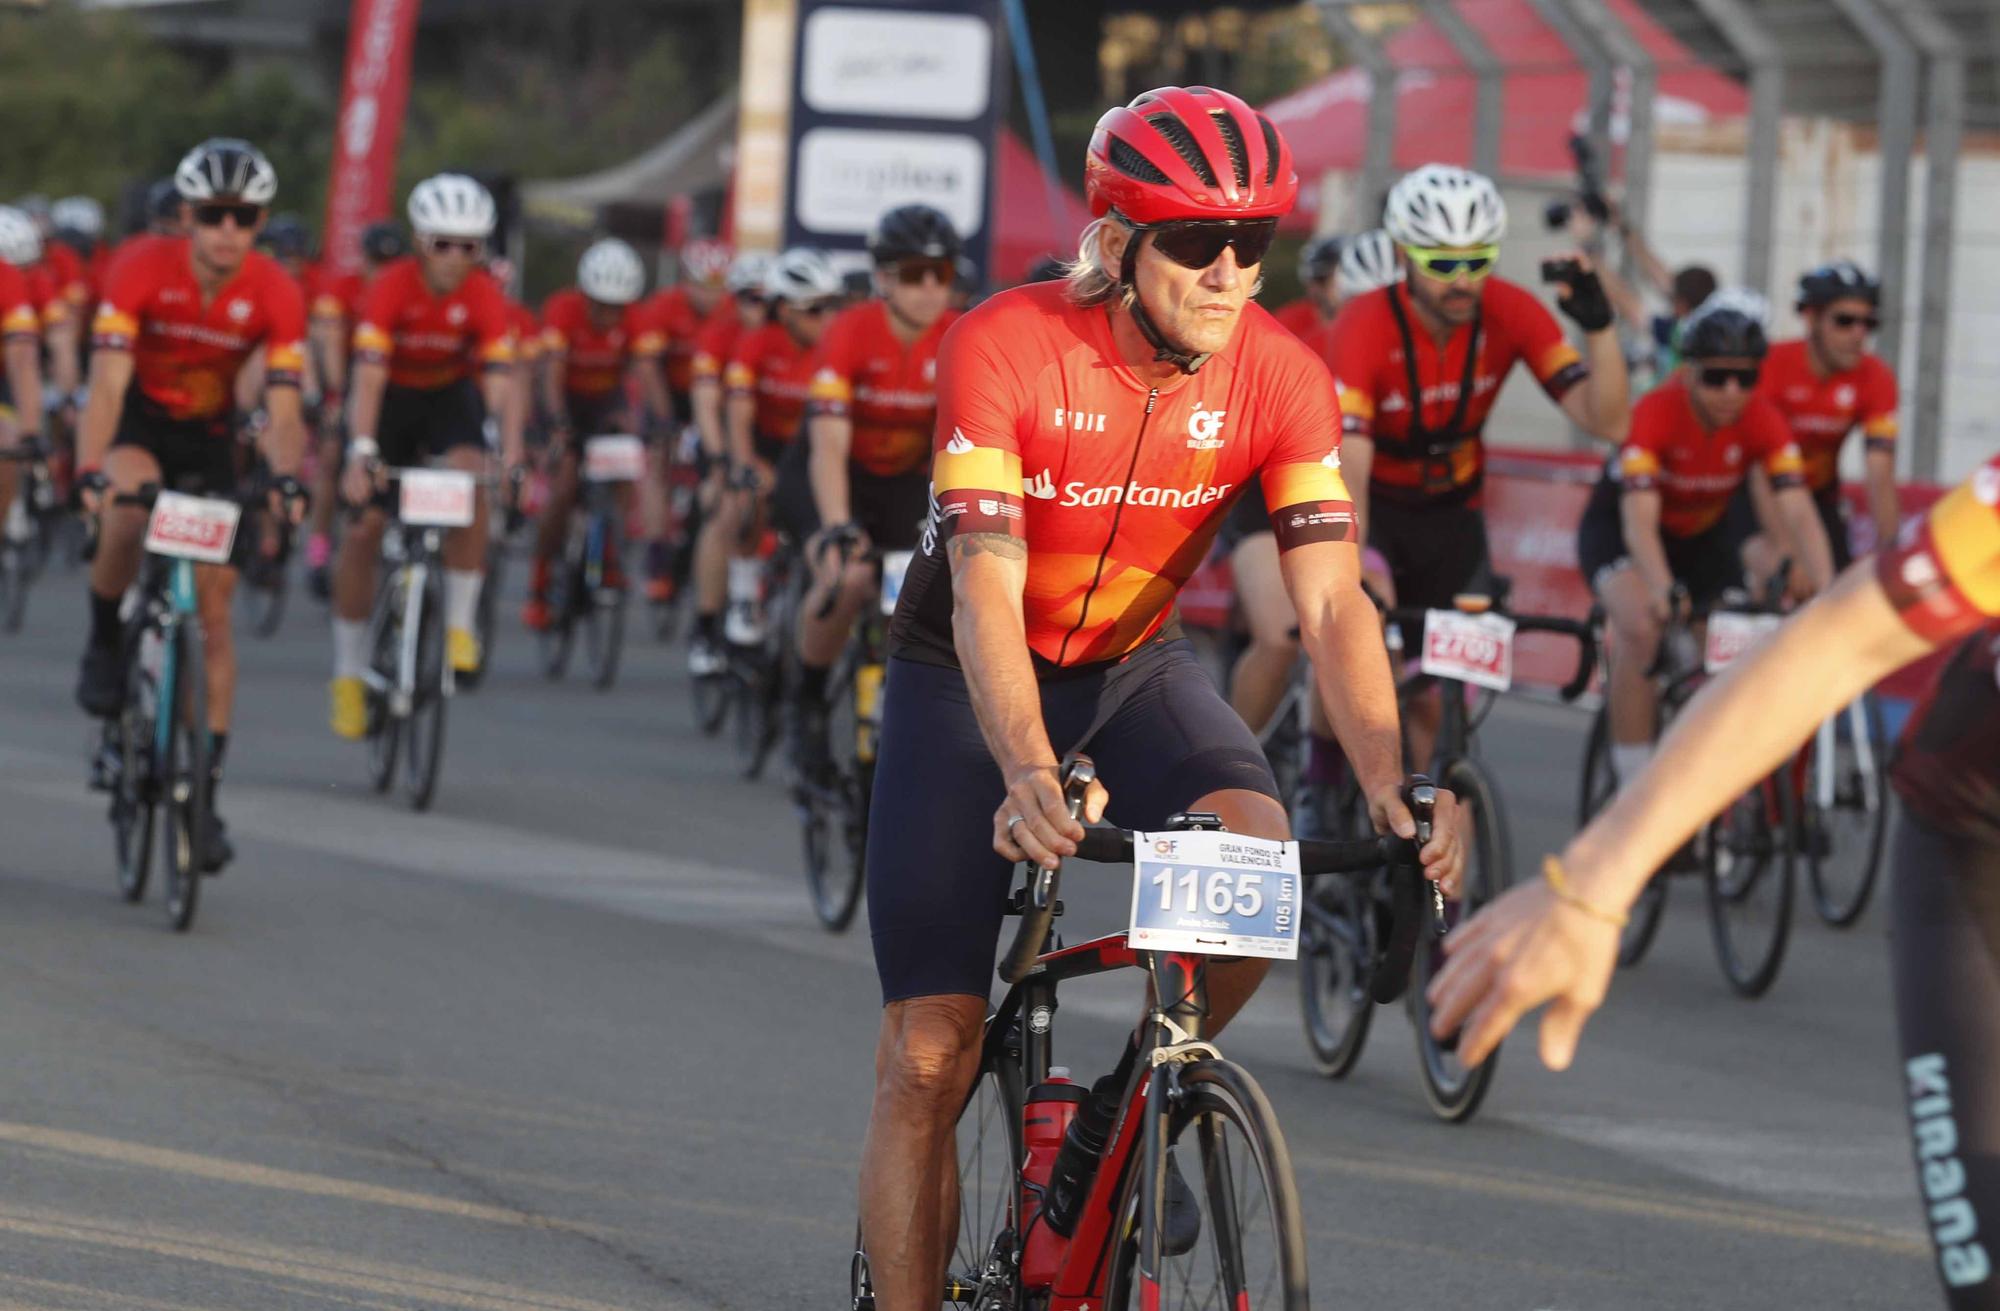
[1006,814,1025,835]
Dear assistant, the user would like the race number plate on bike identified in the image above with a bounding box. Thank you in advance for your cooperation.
[584,435,646,483]
[1128,830,1300,959]
[143,492,240,564]
[880,550,914,616]
[1420,610,1516,692]
[397,469,477,527]
[1704,610,1784,674]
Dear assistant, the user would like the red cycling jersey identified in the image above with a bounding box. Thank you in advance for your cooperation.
[1269,298,1323,341]
[892,281,1355,672]
[805,299,960,478]
[91,235,306,422]
[1321,277,1585,505]
[1,261,38,342]
[724,322,815,445]
[540,288,639,400]
[1614,377,1805,538]
[1881,453,2000,844]
[43,241,90,319]
[1755,339,1899,493]
[634,285,707,396]
[352,257,514,391]
[310,264,366,327]
[506,300,541,367]
[690,308,747,386]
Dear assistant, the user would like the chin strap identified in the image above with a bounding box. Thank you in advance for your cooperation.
[1119,238,1210,376]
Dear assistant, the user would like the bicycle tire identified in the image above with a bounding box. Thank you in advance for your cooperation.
[539,557,577,681]
[692,667,730,735]
[1410,755,1510,1123]
[112,631,159,903]
[1297,870,1376,1078]
[161,622,207,933]
[365,580,402,794]
[1804,694,1890,928]
[405,567,448,812]
[803,657,868,931]
[1705,767,1796,998]
[589,584,626,692]
[1579,706,1667,966]
[1105,1059,1309,1311]
[943,1016,1025,1310]
[0,545,26,633]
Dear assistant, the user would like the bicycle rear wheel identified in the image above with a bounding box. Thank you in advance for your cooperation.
[1410,755,1510,1122]
[1803,694,1889,928]
[1106,1060,1308,1311]
[160,623,207,933]
[1297,860,1376,1078]
[241,516,289,639]
[803,657,869,931]
[1705,769,1797,998]
[1580,706,1666,966]
[365,581,402,794]
[405,568,449,812]
[112,632,160,903]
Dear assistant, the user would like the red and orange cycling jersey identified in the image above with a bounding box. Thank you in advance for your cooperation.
[91,235,306,422]
[1269,298,1322,341]
[892,282,1355,671]
[43,241,90,318]
[805,299,960,479]
[310,265,365,327]
[540,288,638,400]
[1755,340,1899,493]
[1321,277,1585,505]
[1,261,38,342]
[689,307,746,387]
[724,322,815,445]
[1880,453,2000,645]
[505,300,541,368]
[1614,377,1805,539]
[634,285,707,396]
[352,257,514,391]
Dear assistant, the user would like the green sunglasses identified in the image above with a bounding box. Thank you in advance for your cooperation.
[1404,245,1500,278]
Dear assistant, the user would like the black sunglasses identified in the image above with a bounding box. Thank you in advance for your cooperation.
[194,203,263,230]
[1141,218,1279,272]
[1697,366,1761,390]
[1828,311,1880,332]
[893,258,956,287]
[422,236,483,256]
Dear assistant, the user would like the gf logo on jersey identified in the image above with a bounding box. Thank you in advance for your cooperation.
[227,299,252,323]
[945,428,975,456]
[1834,383,1856,409]
[923,358,936,383]
[1186,406,1227,449]
[1023,469,1058,500]
[446,304,468,326]
[1322,449,1341,470]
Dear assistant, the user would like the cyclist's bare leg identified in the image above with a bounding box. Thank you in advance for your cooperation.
[332,508,386,623]
[532,457,580,567]
[92,445,163,599]
[797,550,873,668]
[638,442,670,554]
[1226,533,1299,735]
[194,563,237,734]
[859,992,986,1311]
[0,409,19,531]
[442,446,487,571]
[1598,565,1663,747]
[693,489,730,617]
[307,430,341,543]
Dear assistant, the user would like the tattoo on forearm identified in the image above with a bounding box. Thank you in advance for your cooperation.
[947,532,1027,563]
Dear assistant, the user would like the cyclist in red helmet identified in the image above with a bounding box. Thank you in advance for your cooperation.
[856,87,1463,1309]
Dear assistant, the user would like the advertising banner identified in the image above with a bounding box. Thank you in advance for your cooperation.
[321,0,422,278]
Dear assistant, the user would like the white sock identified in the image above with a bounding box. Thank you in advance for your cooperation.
[445,570,482,633]
[1611,742,1653,786]
[332,618,368,680]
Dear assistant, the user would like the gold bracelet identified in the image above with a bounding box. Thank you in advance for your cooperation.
[1543,856,1629,928]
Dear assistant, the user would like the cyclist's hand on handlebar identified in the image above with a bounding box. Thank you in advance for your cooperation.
[994,763,1107,870]
[340,455,379,508]
[1368,782,1464,898]
[76,469,109,517]
[268,475,309,527]
[1424,877,1619,1071]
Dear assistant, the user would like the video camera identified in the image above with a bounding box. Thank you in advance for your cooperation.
[1543,133,1611,232]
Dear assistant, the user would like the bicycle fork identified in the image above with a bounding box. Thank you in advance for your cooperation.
[394,557,450,714]
[1814,700,1878,812]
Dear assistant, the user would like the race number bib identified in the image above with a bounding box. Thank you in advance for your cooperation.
[584,435,646,483]
[1704,610,1784,673]
[1420,610,1516,692]
[880,549,914,616]
[1128,830,1300,960]
[143,492,240,564]
[398,469,477,527]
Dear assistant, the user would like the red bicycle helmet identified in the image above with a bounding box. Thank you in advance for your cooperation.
[1085,86,1298,224]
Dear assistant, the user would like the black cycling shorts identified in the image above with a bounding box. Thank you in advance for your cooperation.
[109,390,237,497]
[378,378,487,468]
[866,637,1281,1004]
[1724,479,1853,572]
[564,392,627,441]
[772,436,930,551]
[1368,497,1491,611]
[1576,475,1741,608]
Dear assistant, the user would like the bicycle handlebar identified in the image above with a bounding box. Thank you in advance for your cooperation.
[997,757,1436,1003]
[1383,604,1599,703]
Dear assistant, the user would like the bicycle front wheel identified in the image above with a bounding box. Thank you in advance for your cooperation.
[1107,1060,1308,1311]
[112,634,159,903]
[539,559,577,680]
[1705,769,1797,998]
[1297,870,1376,1078]
[0,543,28,633]
[405,568,449,812]
[1580,705,1666,966]
[1803,694,1890,928]
[365,582,402,794]
[1410,755,1511,1122]
[160,623,208,933]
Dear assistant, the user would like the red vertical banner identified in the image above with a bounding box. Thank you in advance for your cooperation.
[321,0,422,278]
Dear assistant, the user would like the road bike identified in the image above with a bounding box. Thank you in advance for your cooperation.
[850,758,1439,1311]
[1291,585,1593,1121]
[0,439,60,632]
[359,468,475,812]
[539,434,640,690]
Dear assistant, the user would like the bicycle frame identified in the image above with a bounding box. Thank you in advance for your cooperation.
[148,556,199,761]
[364,523,451,716]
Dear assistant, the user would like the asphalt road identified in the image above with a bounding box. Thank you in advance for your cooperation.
[0,557,1939,1310]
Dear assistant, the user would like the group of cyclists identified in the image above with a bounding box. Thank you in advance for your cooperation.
[1,78,1994,1308]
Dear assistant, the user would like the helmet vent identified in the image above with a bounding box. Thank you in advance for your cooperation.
[1209,110,1249,189]
[1108,136,1173,186]
[1147,114,1219,188]
[1256,116,1281,185]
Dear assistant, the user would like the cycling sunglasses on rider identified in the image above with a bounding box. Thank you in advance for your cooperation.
[1403,245,1499,279]
[1696,365,1761,391]
[421,235,483,257]
[892,258,955,287]
[193,203,264,230]
[1826,311,1880,332]
[1135,218,1279,271]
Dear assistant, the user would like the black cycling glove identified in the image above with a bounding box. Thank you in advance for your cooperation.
[1555,267,1614,333]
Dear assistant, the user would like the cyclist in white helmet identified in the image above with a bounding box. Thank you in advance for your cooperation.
[520,238,653,631]
[327,173,525,739]
[0,205,48,561]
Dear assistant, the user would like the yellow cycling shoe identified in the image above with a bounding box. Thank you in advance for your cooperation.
[329,676,367,740]
[447,626,481,674]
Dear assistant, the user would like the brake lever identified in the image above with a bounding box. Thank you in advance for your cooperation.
[1404,775,1445,937]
